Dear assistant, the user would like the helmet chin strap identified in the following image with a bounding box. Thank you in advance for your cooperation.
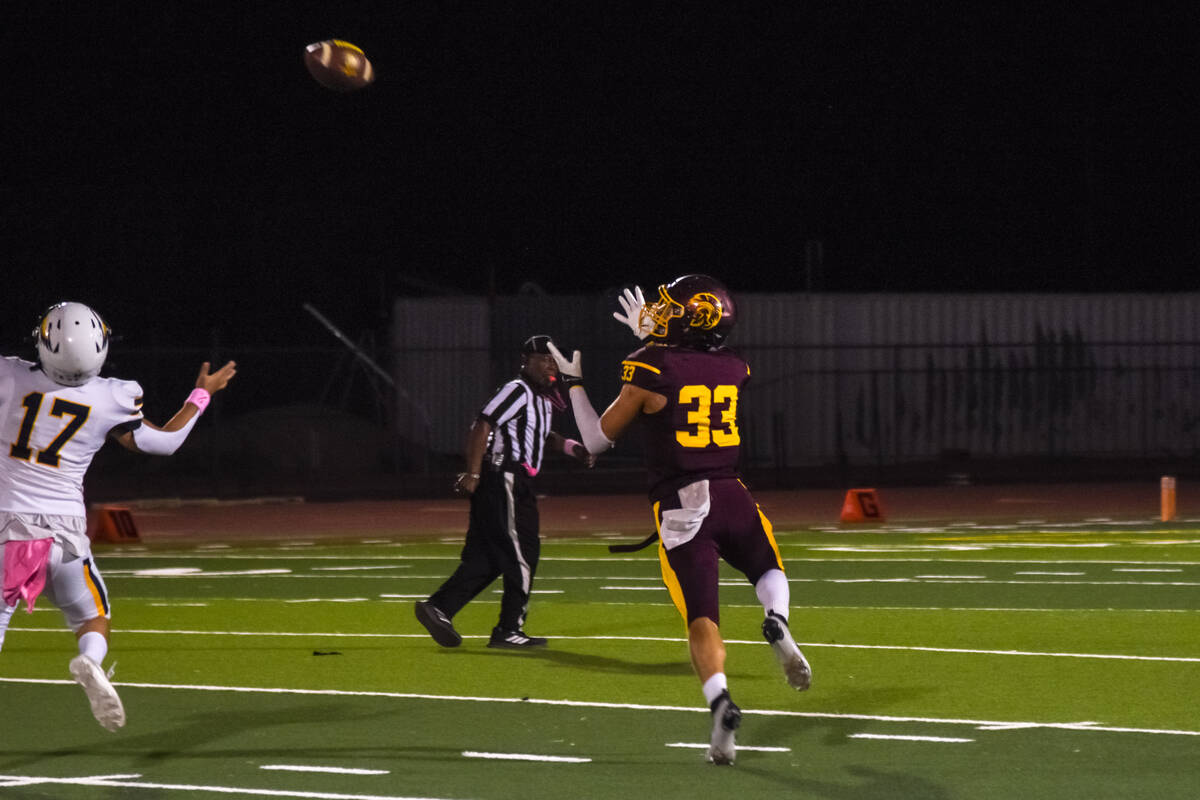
[544,385,567,410]
[520,367,563,404]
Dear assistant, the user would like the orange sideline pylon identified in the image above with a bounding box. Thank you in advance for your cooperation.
[1161,476,1177,522]
[840,488,885,523]
[88,505,142,543]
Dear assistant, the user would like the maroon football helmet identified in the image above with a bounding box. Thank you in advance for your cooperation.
[640,274,736,347]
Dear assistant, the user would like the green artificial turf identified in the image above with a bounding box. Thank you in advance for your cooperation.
[2,520,1198,799]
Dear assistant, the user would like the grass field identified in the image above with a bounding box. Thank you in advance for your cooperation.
[2,508,1199,799]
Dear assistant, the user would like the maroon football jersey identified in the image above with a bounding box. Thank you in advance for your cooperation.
[620,343,751,502]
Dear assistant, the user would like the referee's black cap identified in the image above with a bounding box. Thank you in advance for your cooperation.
[521,335,554,355]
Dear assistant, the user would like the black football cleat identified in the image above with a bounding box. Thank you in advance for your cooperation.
[487,627,548,649]
[415,601,462,648]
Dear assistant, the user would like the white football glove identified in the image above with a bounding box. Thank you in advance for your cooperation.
[546,341,583,388]
[613,286,653,340]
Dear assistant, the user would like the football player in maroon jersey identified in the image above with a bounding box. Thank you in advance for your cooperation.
[548,275,811,766]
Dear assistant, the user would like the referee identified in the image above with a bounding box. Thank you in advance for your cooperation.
[415,335,596,649]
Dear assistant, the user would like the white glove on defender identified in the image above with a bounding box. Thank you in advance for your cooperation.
[546,341,583,386]
[613,286,653,340]
[546,342,613,454]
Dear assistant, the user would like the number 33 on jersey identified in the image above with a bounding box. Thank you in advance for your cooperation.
[619,343,750,496]
[0,356,144,516]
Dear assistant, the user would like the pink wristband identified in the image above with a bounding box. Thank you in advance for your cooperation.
[186,388,211,414]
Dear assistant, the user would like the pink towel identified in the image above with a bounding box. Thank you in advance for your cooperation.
[3,538,53,612]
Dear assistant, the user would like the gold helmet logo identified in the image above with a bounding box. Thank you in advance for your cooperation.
[687,293,723,330]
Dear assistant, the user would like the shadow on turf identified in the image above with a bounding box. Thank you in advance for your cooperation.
[449,645,694,676]
[734,763,952,800]
[2,699,567,776]
[0,702,415,772]
[752,685,939,746]
[736,697,953,799]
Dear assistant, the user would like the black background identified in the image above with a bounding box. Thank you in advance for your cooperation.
[2,4,1196,349]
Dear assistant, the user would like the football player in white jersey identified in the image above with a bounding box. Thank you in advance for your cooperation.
[0,301,236,731]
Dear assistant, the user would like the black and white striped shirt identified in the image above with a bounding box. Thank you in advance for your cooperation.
[479,377,555,475]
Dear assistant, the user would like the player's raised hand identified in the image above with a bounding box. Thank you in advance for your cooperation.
[545,342,582,388]
[195,361,238,394]
[613,286,653,340]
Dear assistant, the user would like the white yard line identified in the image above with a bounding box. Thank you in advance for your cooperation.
[102,555,463,561]
[461,751,590,763]
[283,598,371,603]
[101,552,1200,565]
[110,569,294,578]
[7,627,1199,662]
[899,578,1200,587]
[313,566,412,572]
[784,604,1199,614]
[776,641,1200,663]
[260,766,389,775]
[849,733,974,743]
[757,576,1200,587]
[0,773,447,800]
[665,743,791,752]
[601,586,665,591]
[6,627,422,639]
[1113,568,1183,573]
[1,678,1195,739]
[596,601,1200,614]
[99,573,1200,587]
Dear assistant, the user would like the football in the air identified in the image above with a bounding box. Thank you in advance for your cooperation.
[304,40,375,92]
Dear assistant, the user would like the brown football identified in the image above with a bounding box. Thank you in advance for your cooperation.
[304,40,375,92]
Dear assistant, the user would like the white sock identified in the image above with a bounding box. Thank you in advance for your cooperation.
[755,569,790,621]
[78,631,108,665]
[0,604,15,651]
[701,672,728,707]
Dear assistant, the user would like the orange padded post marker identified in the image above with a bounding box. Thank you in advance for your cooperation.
[1161,476,1177,522]
[840,488,885,523]
[89,506,142,543]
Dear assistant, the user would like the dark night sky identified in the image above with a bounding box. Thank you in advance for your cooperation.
[2,4,1196,348]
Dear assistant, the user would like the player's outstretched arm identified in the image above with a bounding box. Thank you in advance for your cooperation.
[157,361,238,432]
[546,342,608,453]
[115,360,237,455]
[196,360,237,394]
[545,342,650,454]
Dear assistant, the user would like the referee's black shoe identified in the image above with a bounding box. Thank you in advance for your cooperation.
[487,627,548,649]
[415,601,462,647]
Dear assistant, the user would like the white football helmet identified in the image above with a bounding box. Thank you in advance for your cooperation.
[35,302,111,386]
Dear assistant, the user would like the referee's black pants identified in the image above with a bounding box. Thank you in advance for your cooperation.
[429,469,541,632]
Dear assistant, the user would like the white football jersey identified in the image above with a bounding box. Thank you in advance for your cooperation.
[0,356,143,516]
